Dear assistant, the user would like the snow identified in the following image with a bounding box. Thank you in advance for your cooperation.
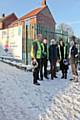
[40,82,80,120]
[0,62,69,120]
[0,57,32,71]
[0,61,78,120]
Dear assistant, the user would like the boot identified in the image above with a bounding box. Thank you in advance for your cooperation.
[64,73,67,79]
[61,73,64,79]
[61,76,64,79]
[34,82,40,85]
[44,75,49,79]
[74,75,78,82]
[51,74,54,80]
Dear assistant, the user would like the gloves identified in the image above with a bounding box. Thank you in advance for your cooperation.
[32,58,37,66]
[31,58,38,69]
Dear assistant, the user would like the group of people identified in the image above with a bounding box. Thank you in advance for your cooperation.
[31,34,78,85]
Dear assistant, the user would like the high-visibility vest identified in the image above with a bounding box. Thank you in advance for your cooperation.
[58,45,67,59]
[31,45,34,58]
[31,40,41,59]
[36,41,41,59]
[41,43,49,59]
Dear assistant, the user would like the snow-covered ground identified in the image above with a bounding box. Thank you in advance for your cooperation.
[0,61,79,120]
[0,62,80,120]
[40,82,80,120]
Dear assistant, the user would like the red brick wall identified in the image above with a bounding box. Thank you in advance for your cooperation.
[37,13,55,28]
[3,14,18,29]
[36,7,56,40]
[37,7,55,31]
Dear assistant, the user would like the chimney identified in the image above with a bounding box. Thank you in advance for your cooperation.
[2,13,5,18]
[41,0,47,7]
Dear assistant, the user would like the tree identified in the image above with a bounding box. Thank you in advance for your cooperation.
[57,23,74,37]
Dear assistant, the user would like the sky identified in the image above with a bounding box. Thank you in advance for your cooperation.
[0,0,80,37]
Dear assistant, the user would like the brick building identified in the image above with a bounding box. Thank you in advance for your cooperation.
[0,0,56,64]
[20,0,56,51]
[0,13,18,29]
[20,0,55,39]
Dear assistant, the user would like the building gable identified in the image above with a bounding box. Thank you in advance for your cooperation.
[38,6,56,25]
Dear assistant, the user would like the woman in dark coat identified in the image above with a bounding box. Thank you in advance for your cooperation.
[49,39,58,80]
[57,38,68,79]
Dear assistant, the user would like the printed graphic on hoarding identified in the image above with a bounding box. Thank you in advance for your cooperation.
[0,26,22,60]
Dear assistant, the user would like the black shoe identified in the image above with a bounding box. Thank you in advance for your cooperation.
[64,73,67,79]
[61,76,64,79]
[44,76,49,79]
[34,82,40,85]
[64,75,67,79]
[70,78,74,81]
[54,75,58,78]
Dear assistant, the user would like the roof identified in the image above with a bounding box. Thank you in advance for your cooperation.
[3,13,18,21]
[20,6,46,20]
[0,13,18,22]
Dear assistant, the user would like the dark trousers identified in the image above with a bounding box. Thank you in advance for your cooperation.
[40,58,48,79]
[50,60,56,79]
[33,59,40,84]
[40,58,44,80]
[43,58,48,77]
[60,60,68,78]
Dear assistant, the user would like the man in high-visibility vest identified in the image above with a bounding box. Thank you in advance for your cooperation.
[31,34,43,85]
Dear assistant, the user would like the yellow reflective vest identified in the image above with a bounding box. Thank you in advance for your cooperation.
[31,40,42,59]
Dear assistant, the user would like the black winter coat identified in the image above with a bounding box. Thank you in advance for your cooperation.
[57,45,68,70]
[57,45,68,60]
[70,45,78,64]
[71,45,78,57]
[49,45,57,62]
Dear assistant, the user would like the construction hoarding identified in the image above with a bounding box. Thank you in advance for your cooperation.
[0,26,22,60]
